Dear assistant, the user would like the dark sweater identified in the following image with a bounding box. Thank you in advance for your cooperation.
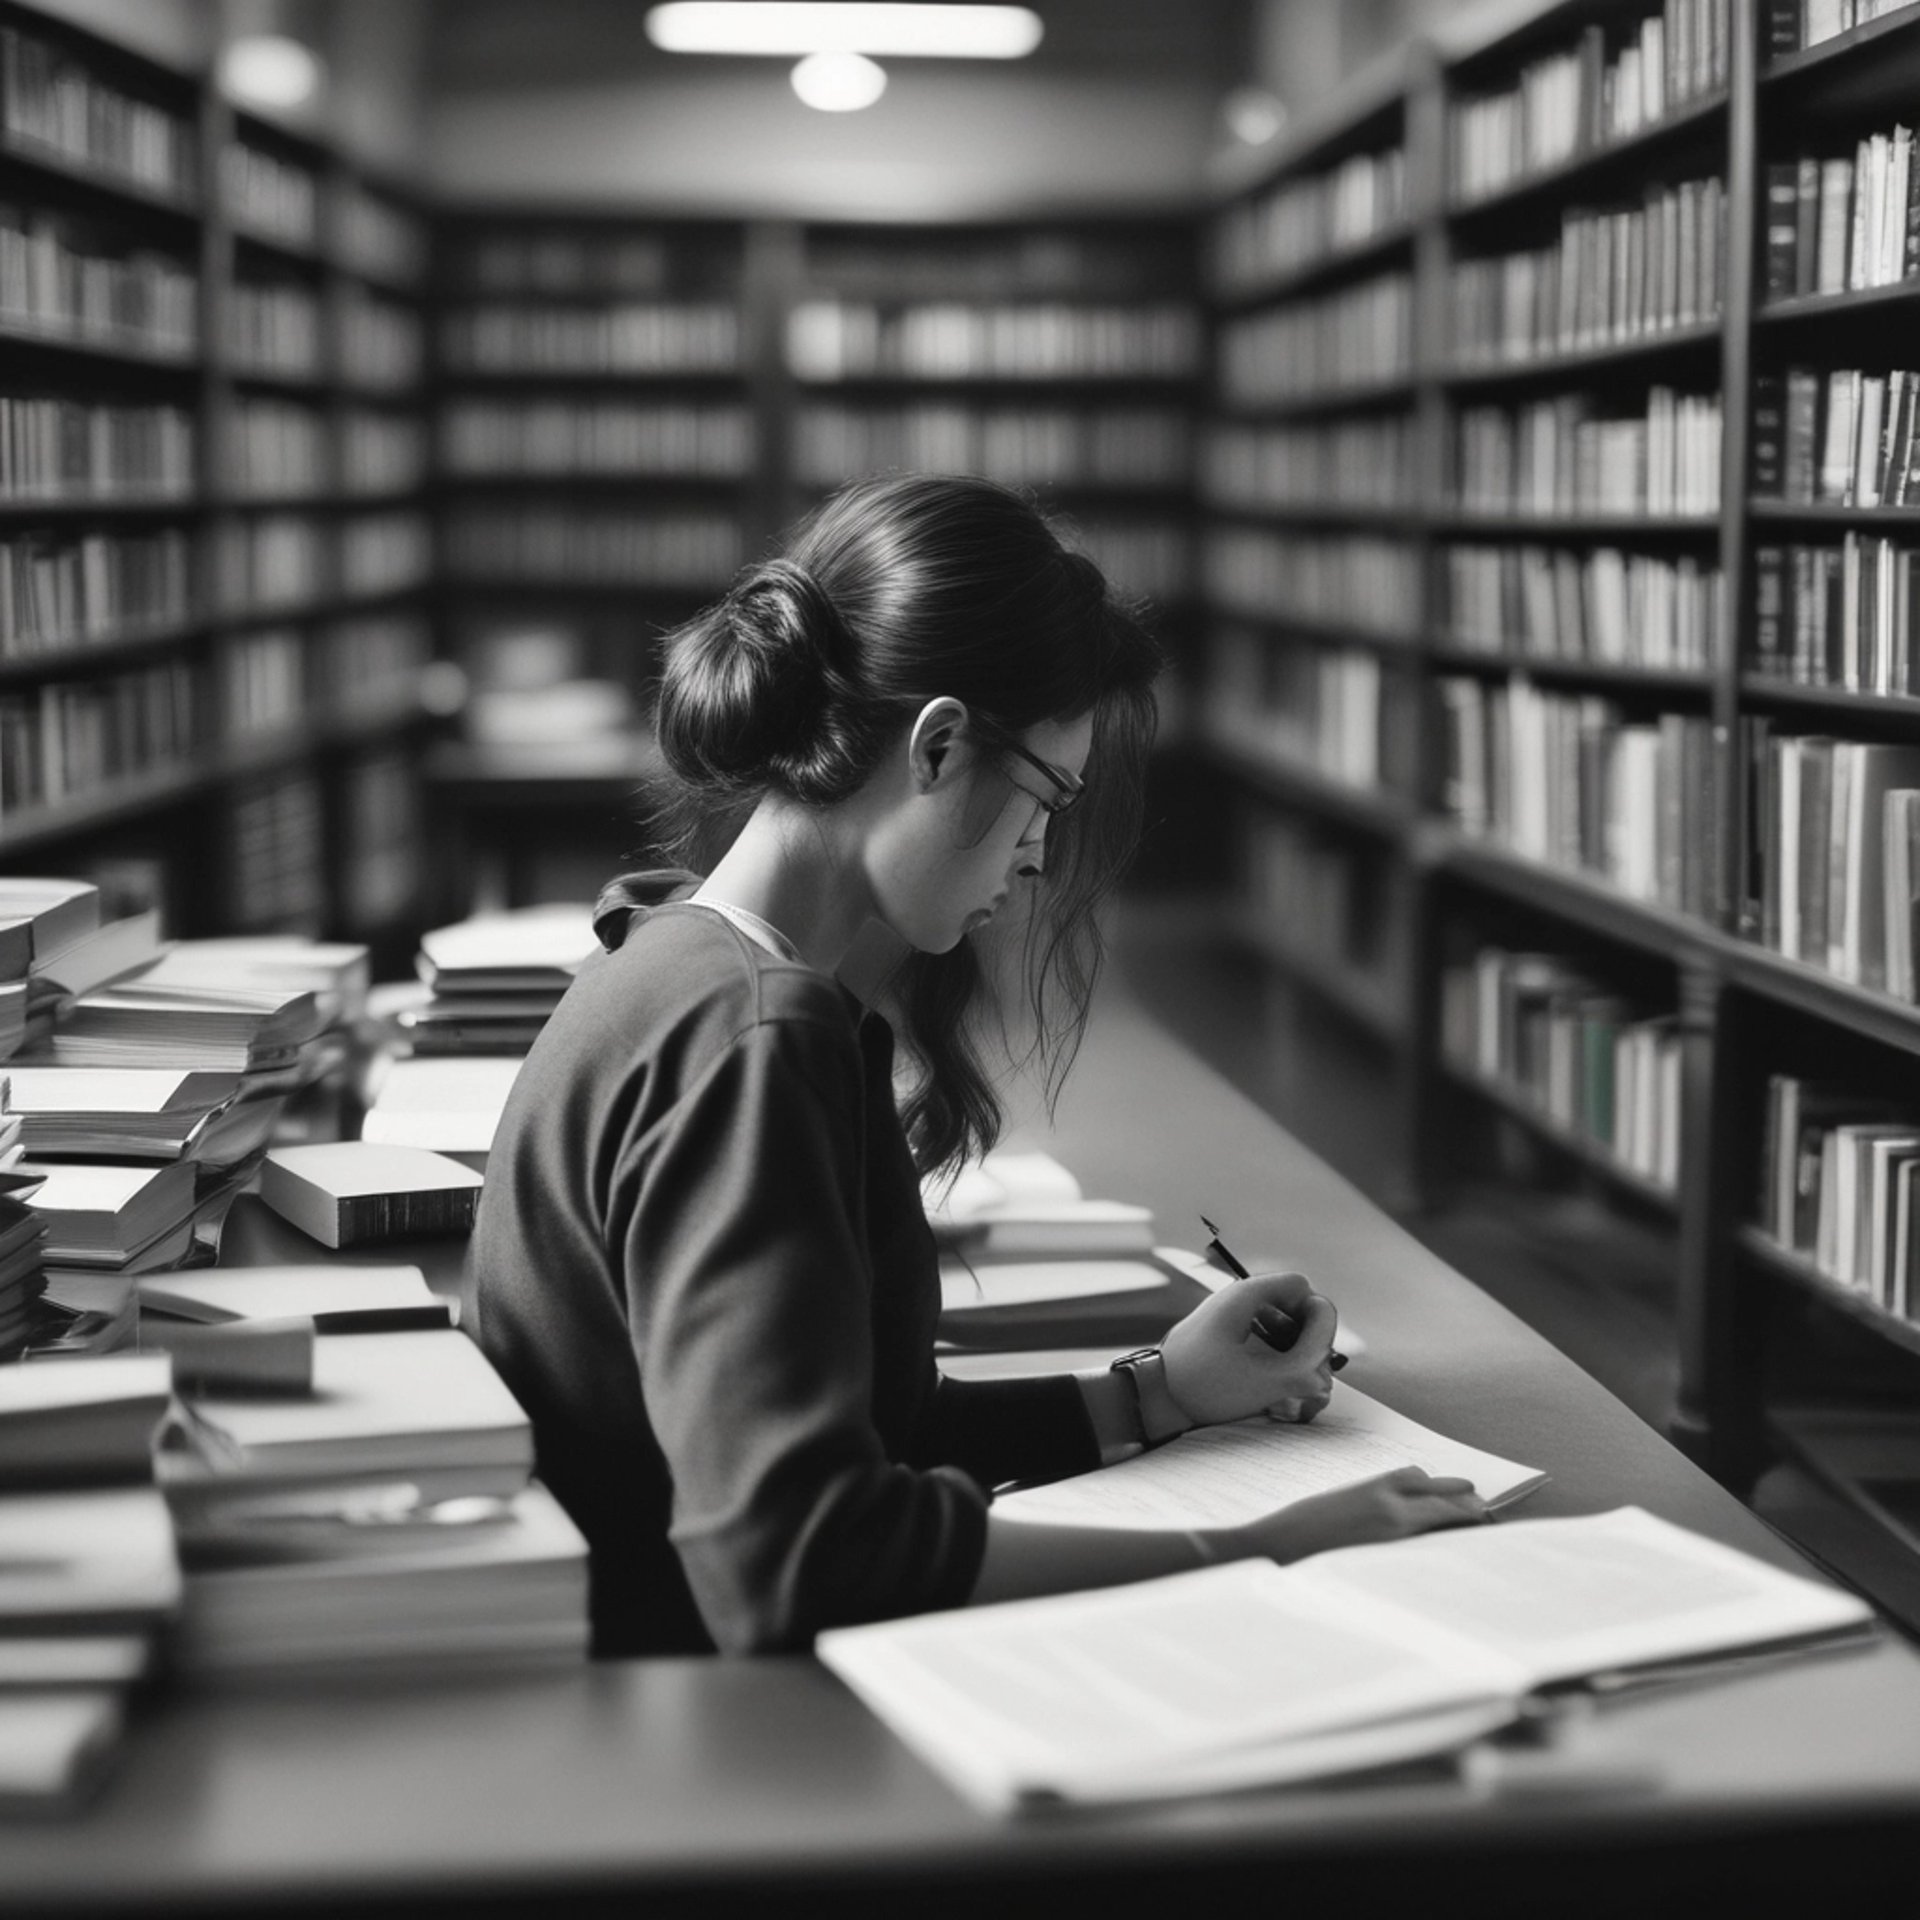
[465,875,1100,1656]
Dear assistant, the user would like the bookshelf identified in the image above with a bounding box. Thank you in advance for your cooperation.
[1198,0,1920,1631]
[421,210,1205,905]
[0,2,437,961]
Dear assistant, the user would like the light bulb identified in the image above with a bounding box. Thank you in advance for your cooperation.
[219,34,323,110]
[791,51,888,112]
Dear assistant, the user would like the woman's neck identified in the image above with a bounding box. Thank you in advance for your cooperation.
[695,797,874,975]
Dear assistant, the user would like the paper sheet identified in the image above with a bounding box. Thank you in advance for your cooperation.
[993,1384,1545,1528]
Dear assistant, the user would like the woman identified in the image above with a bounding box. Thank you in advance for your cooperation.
[467,474,1481,1658]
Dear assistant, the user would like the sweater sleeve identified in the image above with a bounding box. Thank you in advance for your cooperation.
[910,1371,1102,1491]
[619,1011,988,1654]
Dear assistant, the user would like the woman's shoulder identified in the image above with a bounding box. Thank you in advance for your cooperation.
[564,900,857,1052]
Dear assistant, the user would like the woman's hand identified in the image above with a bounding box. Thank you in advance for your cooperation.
[1229,1468,1488,1564]
[1160,1269,1338,1428]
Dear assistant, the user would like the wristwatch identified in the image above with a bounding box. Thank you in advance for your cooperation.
[1109,1348,1192,1448]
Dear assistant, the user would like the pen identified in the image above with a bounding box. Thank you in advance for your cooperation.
[1200,1215,1349,1372]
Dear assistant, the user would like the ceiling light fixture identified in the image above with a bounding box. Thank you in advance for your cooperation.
[645,4,1043,59]
[218,34,324,110]
[790,50,888,111]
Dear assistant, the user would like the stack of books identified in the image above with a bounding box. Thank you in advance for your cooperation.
[924,1147,1201,1348]
[157,1316,587,1678]
[3,910,373,1354]
[0,878,158,1064]
[0,1190,46,1360]
[0,1355,180,1811]
[396,904,597,1058]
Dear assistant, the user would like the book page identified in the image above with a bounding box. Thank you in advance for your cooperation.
[817,1559,1519,1812]
[992,1384,1544,1528]
[1300,1507,1876,1688]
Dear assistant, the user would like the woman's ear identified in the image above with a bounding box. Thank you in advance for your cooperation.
[906,696,971,793]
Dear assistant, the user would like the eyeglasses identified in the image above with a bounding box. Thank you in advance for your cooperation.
[998,740,1085,819]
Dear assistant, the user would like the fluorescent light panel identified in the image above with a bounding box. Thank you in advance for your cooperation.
[646,5,1043,58]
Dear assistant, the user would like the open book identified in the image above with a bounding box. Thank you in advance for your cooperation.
[816,1507,1877,1813]
[993,1383,1545,1527]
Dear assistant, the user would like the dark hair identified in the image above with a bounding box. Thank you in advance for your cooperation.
[650,473,1165,1173]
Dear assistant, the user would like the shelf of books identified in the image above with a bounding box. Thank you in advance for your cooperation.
[426,211,753,894]
[787,218,1201,640]
[0,5,437,955]
[1199,0,1920,1624]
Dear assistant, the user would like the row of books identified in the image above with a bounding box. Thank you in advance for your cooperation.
[217,630,305,740]
[808,233,1174,304]
[324,615,432,721]
[0,396,193,501]
[441,508,744,589]
[1202,418,1414,512]
[336,286,423,391]
[787,301,1202,384]
[1204,528,1422,636]
[1761,1071,1920,1320]
[338,411,426,495]
[227,283,422,388]
[1447,1,1730,205]
[225,771,325,931]
[338,513,431,599]
[440,399,756,479]
[1207,628,1409,794]
[1216,274,1411,406]
[1211,145,1407,296]
[440,303,741,376]
[1749,730,1920,997]
[219,144,424,286]
[335,748,421,931]
[1440,943,1683,1191]
[792,404,1189,492]
[0,660,194,823]
[1447,176,1725,365]
[223,142,319,251]
[1442,544,1721,672]
[222,402,427,499]
[1753,538,1920,692]
[447,232,690,298]
[1064,521,1191,604]
[1239,807,1393,986]
[226,281,321,379]
[0,527,189,658]
[1756,367,1920,507]
[1438,675,1719,916]
[0,23,195,202]
[1764,0,1920,54]
[0,207,196,357]
[1763,127,1919,302]
[211,512,431,613]
[1452,388,1723,518]
[332,184,425,287]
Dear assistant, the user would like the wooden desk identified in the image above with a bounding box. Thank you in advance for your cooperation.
[6,985,1920,1917]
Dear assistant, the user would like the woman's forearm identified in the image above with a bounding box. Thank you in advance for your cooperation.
[970,1511,1226,1605]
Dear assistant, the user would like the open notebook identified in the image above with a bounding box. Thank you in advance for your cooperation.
[817,1507,1877,1813]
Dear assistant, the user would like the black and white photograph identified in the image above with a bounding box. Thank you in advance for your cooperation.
[0,2,1918,1914]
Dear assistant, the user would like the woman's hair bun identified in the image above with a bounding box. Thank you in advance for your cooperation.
[655,556,859,796]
